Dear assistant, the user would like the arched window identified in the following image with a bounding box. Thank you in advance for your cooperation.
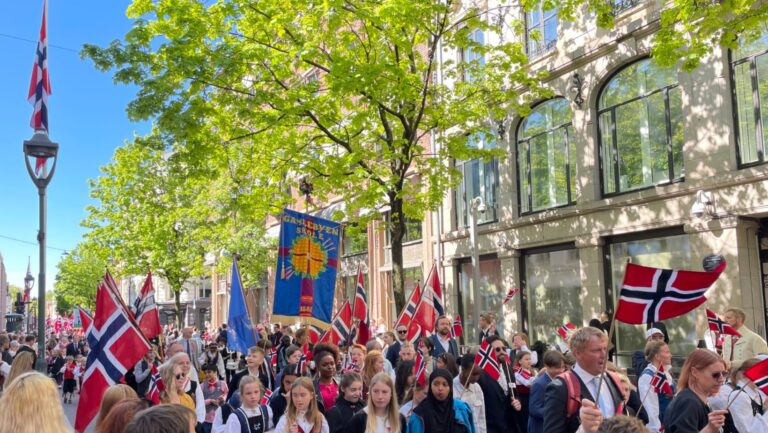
[598,59,683,195]
[732,32,768,166]
[517,98,574,213]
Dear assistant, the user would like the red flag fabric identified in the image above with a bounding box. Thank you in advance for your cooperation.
[308,325,322,345]
[744,359,768,395]
[27,0,51,175]
[260,388,273,405]
[298,352,308,375]
[557,323,577,340]
[406,320,422,345]
[134,272,162,339]
[514,365,533,381]
[411,281,439,335]
[706,309,740,337]
[614,261,725,325]
[474,339,501,381]
[413,352,427,386]
[503,288,519,304]
[145,365,163,405]
[352,267,370,345]
[425,265,445,316]
[394,283,422,330]
[452,315,463,339]
[320,300,352,345]
[650,364,673,395]
[74,276,151,432]
[77,307,93,332]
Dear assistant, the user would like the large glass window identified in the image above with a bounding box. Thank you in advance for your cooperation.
[523,246,582,346]
[384,213,423,245]
[457,256,502,339]
[455,135,498,227]
[599,59,683,195]
[526,6,557,58]
[517,98,575,213]
[342,225,368,256]
[607,231,695,361]
[732,32,768,166]
[460,29,485,82]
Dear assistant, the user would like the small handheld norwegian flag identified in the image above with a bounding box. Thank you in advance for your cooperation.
[744,359,768,395]
[474,339,501,381]
[650,365,673,395]
[260,388,273,405]
[452,315,463,339]
[705,309,740,337]
[557,323,577,340]
[413,352,427,386]
[503,288,519,304]
[298,353,308,375]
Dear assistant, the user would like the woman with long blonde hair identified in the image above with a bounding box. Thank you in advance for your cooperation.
[5,351,35,386]
[275,377,329,433]
[348,373,405,433]
[159,361,196,412]
[0,371,71,433]
[361,350,384,401]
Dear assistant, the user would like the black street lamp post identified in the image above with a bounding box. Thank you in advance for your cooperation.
[22,131,59,373]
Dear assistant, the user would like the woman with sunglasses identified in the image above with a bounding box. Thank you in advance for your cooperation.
[160,362,197,413]
[663,349,727,433]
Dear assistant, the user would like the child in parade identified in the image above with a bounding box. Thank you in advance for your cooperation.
[399,381,427,416]
[202,364,229,433]
[61,355,78,404]
[407,369,475,433]
[347,373,406,433]
[513,351,535,433]
[225,376,274,433]
[325,372,365,433]
[275,377,329,433]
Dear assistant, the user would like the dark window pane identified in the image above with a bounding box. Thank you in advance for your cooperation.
[733,62,758,163]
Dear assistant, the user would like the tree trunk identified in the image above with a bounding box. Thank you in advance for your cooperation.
[389,196,407,315]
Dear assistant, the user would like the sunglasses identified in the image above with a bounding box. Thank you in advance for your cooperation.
[494,347,504,352]
[175,373,184,380]
[397,330,407,334]
[711,371,728,380]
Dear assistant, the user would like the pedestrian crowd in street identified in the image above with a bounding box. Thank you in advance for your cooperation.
[3,308,768,433]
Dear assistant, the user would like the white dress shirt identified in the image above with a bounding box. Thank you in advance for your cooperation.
[572,364,616,418]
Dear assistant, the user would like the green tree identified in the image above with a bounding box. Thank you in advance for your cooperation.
[82,0,548,312]
[53,240,109,313]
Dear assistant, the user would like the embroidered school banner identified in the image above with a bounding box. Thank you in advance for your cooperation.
[272,209,340,328]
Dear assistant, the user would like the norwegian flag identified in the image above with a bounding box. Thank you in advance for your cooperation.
[394,282,422,330]
[298,352,308,375]
[145,364,163,405]
[269,347,278,369]
[320,300,353,345]
[615,261,726,325]
[557,323,577,339]
[452,315,463,339]
[503,288,519,304]
[706,309,740,337]
[474,339,501,381]
[74,275,151,432]
[260,388,273,405]
[308,325,323,345]
[27,0,53,157]
[75,307,93,332]
[745,359,768,395]
[342,353,361,373]
[514,365,533,381]
[352,266,370,345]
[413,351,427,386]
[425,264,445,316]
[650,364,673,395]
[411,267,443,335]
[133,272,162,339]
[406,320,422,345]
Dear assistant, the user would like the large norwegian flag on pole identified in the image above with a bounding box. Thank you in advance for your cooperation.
[27,0,52,174]
[74,276,151,432]
[706,308,740,337]
[319,300,352,345]
[132,271,162,339]
[394,282,421,330]
[352,266,370,345]
[76,307,93,332]
[614,261,725,325]
[425,264,445,316]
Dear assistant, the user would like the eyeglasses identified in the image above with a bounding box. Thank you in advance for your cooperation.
[175,373,184,380]
[494,347,503,352]
[397,330,407,334]
[711,371,728,380]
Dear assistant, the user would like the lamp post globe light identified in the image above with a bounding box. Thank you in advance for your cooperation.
[23,130,59,373]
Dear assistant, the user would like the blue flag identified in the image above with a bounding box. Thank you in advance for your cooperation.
[227,259,257,354]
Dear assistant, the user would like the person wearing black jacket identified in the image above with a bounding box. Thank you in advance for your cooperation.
[269,364,300,426]
[347,373,406,433]
[326,372,365,433]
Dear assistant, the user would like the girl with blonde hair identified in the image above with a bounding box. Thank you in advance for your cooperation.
[348,373,405,433]
[0,371,71,433]
[159,361,196,411]
[275,377,329,433]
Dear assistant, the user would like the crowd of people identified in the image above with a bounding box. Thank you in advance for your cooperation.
[3,307,768,433]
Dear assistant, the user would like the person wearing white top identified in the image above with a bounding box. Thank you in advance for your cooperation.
[636,341,675,433]
[274,377,330,433]
[723,358,768,433]
[226,376,275,433]
[453,355,487,433]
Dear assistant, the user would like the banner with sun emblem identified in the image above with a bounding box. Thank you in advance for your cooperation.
[272,208,340,328]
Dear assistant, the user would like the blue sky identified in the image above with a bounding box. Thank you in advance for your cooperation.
[0,1,149,293]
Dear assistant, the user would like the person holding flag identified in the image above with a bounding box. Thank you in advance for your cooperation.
[722,307,768,368]
[430,316,458,360]
[476,336,521,433]
[637,340,675,433]
[477,313,498,344]
[453,354,487,433]
[722,358,768,433]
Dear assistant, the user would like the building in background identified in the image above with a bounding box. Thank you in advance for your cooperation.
[0,253,7,332]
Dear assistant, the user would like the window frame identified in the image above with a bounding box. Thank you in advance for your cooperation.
[730,42,768,167]
[459,28,485,82]
[516,98,575,215]
[525,5,558,59]
[454,155,499,228]
[597,58,684,196]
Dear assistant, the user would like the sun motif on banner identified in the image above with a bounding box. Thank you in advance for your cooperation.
[290,236,328,279]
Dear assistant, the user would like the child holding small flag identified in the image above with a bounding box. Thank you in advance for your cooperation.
[637,340,674,433]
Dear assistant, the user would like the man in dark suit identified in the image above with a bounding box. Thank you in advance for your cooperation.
[65,334,81,357]
[543,327,626,433]
[477,312,499,344]
[478,369,522,433]
[528,350,565,433]
[430,316,458,359]
[385,324,407,367]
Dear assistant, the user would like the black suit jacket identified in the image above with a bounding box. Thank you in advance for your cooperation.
[478,372,520,433]
[542,370,626,433]
[65,342,80,357]
[477,328,500,344]
[385,340,401,367]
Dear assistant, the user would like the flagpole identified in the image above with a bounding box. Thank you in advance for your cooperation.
[462,362,476,391]
[635,380,654,419]
[594,261,629,412]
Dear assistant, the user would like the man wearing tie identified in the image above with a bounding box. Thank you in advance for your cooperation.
[181,327,201,372]
[543,326,626,433]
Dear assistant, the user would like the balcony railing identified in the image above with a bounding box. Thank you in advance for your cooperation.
[528,39,557,60]
[613,0,641,15]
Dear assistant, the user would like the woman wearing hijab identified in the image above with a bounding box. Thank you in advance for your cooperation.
[407,369,475,433]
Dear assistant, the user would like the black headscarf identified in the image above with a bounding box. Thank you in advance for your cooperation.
[413,369,465,433]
